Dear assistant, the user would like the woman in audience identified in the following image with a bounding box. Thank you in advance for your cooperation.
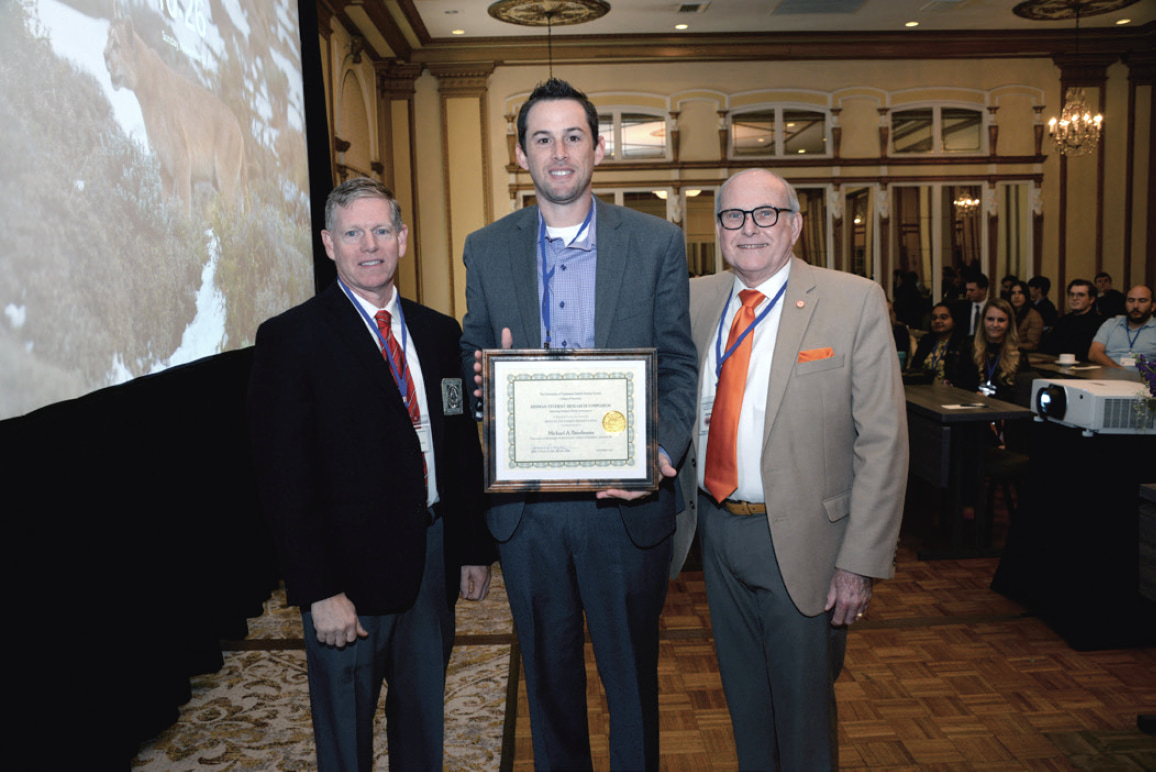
[908,302,961,383]
[949,298,1022,402]
[1008,280,1044,352]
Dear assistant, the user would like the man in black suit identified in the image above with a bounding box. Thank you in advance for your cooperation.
[249,178,494,771]
[1094,271,1126,319]
[1028,275,1058,328]
[950,272,989,336]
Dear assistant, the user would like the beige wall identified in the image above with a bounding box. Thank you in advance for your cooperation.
[318,28,1152,318]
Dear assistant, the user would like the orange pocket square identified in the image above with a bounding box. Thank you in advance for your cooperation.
[798,347,834,363]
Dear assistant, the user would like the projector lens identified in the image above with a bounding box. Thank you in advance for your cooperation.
[1036,385,1067,420]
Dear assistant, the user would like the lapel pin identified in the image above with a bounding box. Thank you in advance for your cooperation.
[796,300,805,308]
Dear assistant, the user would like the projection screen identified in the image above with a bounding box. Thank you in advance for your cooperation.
[0,0,313,420]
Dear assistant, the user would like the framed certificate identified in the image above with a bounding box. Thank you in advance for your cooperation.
[481,348,659,493]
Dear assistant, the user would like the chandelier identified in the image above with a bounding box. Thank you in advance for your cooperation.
[1044,1,1103,157]
[953,196,980,216]
[1048,87,1102,156]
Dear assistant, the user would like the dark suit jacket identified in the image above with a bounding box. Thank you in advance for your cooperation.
[1034,297,1058,329]
[249,282,493,615]
[949,298,984,337]
[460,199,698,547]
[1041,309,1104,361]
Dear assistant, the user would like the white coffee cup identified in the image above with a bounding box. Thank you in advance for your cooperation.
[1058,353,1076,365]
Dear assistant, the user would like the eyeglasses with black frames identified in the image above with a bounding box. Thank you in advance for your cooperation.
[717,206,795,231]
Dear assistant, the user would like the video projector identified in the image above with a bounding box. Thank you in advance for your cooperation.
[1031,377,1156,436]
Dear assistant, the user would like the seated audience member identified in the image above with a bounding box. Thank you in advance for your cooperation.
[1042,279,1103,361]
[1088,286,1156,369]
[1028,275,1058,328]
[948,298,1023,403]
[951,272,989,336]
[1000,274,1019,300]
[1008,280,1044,351]
[888,301,912,362]
[893,270,927,330]
[1094,272,1126,319]
[942,266,965,301]
[909,303,962,383]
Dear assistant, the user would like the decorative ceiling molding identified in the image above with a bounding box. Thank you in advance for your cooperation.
[1013,0,1140,22]
[376,62,424,99]
[428,63,498,96]
[405,25,1154,67]
[487,0,612,27]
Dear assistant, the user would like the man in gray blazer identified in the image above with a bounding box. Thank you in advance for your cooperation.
[461,79,697,771]
[674,169,907,770]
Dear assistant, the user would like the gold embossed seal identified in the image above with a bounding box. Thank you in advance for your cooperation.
[602,410,626,434]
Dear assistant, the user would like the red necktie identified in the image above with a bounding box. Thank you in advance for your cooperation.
[704,289,765,504]
[375,310,427,490]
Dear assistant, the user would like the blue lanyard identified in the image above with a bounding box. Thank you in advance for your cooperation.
[339,279,412,404]
[713,282,788,382]
[985,351,1001,384]
[1124,319,1142,350]
[538,201,594,348]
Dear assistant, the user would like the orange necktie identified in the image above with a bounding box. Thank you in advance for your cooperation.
[704,289,765,504]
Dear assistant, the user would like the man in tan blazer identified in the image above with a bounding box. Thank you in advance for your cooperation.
[674,169,907,770]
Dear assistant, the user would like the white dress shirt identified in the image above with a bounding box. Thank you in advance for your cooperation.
[698,263,791,502]
[347,286,439,507]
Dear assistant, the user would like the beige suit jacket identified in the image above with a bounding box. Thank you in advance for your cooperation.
[673,258,907,617]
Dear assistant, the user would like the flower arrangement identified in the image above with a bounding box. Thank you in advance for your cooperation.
[1135,354,1156,428]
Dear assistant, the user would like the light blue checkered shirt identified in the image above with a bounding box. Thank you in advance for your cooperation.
[537,205,597,349]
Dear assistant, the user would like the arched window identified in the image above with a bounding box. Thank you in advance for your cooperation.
[597,110,667,161]
[731,107,828,158]
[892,105,984,154]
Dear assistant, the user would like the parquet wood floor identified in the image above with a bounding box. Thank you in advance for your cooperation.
[508,537,1156,771]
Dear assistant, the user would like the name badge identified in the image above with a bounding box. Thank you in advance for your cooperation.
[699,396,714,436]
[441,378,463,415]
[415,420,432,454]
[1120,355,1137,368]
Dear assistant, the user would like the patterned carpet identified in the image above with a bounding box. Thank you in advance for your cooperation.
[132,569,515,771]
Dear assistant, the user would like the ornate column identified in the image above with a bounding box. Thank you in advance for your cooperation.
[1032,105,1045,156]
[717,110,729,160]
[1051,53,1113,278]
[375,62,422,299]
[830,107,842,160]
[987,106,999,157]
[985,182,999,276]
[429,62,496,318]
[878,186,891,283]
[1123,51,1156,288]
[877,108,890,158]
[829,186,843,273]
[504,112,518,168]
[1031,183,1044,279]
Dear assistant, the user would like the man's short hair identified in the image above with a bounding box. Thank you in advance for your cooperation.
[516,78,600,153]
[968,273,989,290]
[1027,275,1051,294]
[1068,278,1094,295]
[1001,274,1019,285]
[325,177,403,233]
[1094,271,1112,282]
[715,169,801,216]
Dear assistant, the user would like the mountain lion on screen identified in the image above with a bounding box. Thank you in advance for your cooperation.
[104,13,244,218]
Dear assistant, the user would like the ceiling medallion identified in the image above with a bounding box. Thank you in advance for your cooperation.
[487,0,611,27]
[1012,0,1138,22]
